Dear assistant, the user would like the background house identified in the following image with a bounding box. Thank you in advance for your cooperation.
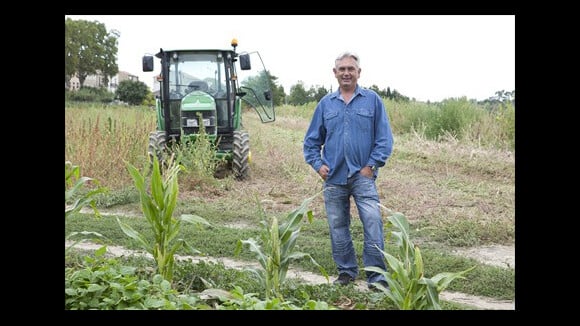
[66,71,139,93]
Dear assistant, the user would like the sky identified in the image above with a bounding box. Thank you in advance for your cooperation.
[65,15,515,102]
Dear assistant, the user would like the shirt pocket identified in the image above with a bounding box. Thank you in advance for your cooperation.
[355,108,374,132]
[323,111,340,133]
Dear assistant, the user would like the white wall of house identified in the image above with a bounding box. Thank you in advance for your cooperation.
[68,76,81,91]
[66,71,139,92]
[108,75,119,93]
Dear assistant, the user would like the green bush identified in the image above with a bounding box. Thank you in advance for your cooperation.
[66,87,115,103]
[116,80,149,105]
[425,97,482,140]
[65,246,206,310]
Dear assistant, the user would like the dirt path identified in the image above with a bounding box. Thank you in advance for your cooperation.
[66,240,514,310]
[452,245,515,269]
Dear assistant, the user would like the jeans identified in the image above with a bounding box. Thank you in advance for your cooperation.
[323,172,387,284]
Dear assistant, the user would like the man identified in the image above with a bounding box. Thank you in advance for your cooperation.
[303,52,394,290]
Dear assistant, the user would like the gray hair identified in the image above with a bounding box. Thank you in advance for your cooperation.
[335,52,360,69]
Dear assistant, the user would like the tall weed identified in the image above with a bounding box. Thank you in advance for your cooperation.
[65,105,155,190]
[172,122,224,188]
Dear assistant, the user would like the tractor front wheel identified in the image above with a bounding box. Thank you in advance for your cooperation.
[232,130,250,180]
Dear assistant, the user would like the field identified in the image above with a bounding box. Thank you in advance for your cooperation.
[65,100,515,310]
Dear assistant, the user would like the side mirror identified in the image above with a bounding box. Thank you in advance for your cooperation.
[239,54,251,70]
[143,55,154,72]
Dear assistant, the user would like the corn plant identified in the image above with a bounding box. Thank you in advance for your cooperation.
[65,161,106,253]
[365,205,476,310]
[118,155,211,283]
[234,193,329,300]
[65,161,105,218]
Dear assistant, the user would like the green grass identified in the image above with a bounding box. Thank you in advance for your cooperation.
[65,99,514,309]
[65,209,514,302]
[65,248,475,310]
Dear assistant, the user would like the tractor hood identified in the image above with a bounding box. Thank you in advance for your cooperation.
[181,91,216,111]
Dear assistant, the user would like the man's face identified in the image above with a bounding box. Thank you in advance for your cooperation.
[333,57,360,88]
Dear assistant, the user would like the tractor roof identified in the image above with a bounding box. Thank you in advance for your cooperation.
[155,48,235,58]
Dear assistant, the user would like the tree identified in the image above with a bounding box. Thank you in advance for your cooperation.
[391,89,410,102]
[313,85,329,102]
[65,20,80,88]
[492,89,515,103]
[369,84,381,94]
[264,71,286,107]
[368,84,388,99]
[65,18,119,88]
[239,70,286,107]
[274,84,286,106]
[288,81,309,106]
[306,86,317,103]
[116,80,149,105]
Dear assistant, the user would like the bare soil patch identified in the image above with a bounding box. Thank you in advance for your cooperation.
[452,244,515,269]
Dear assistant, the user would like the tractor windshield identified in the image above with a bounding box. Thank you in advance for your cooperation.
[167,53,226,99]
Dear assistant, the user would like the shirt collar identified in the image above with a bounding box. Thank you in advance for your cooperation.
[330,84,363,100]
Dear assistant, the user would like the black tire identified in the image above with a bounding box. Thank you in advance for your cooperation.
[148,130,168,165]
[232,130,250,180]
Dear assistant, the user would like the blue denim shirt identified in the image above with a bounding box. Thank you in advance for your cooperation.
[303,85,393,185]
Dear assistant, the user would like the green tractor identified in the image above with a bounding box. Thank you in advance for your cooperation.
[142,39,275,180]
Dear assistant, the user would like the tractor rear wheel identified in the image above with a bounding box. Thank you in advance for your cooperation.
[232,130,250,180]
[148,131,168,165]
